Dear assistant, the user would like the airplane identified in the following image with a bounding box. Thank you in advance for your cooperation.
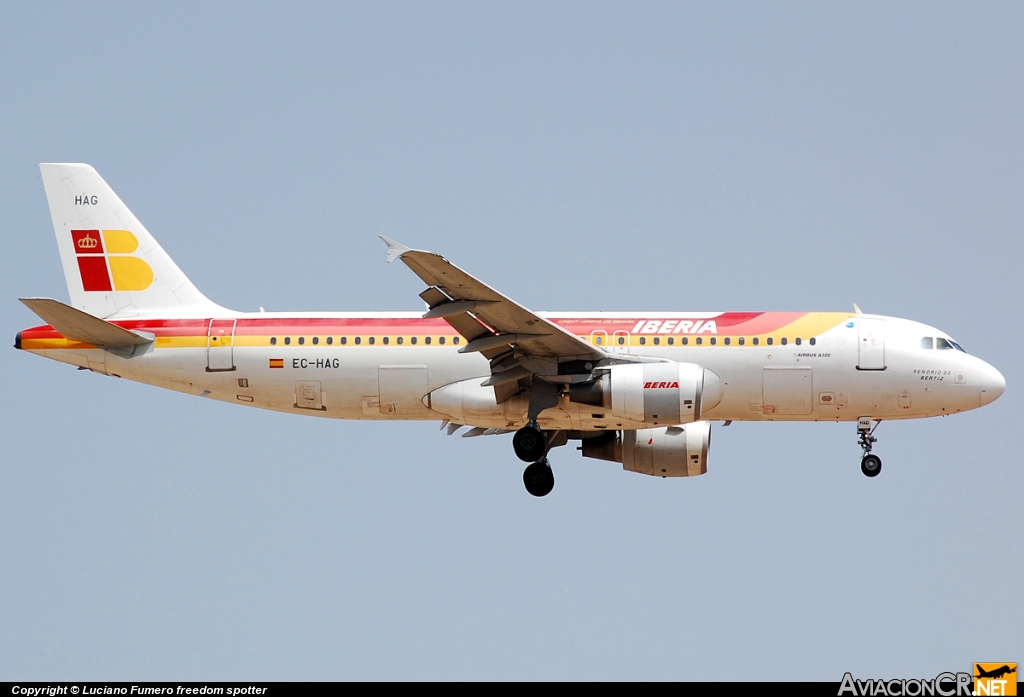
[975,665,1016,680]
[15,164,1006,497]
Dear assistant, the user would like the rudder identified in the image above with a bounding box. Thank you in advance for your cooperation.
[39,163,223,318]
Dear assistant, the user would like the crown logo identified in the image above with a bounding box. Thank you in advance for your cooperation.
[77,234,99,250]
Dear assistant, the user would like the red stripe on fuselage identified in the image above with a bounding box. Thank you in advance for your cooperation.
[19,312,818,340]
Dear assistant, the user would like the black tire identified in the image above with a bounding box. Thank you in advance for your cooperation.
[513,425,546,463]
[523,460,555,497]
[861,454,882,478]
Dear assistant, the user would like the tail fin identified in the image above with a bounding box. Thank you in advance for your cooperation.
[39,163,223,318]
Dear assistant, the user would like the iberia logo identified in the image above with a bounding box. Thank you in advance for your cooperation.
[975,664,1016,696]
[72,230,154,292]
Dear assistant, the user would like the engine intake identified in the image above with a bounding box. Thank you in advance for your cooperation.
[568,361,723,425]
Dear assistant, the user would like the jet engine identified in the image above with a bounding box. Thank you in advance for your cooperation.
[581,422,712,477]
[568,362,723,425]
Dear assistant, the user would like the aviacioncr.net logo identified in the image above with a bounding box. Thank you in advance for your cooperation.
[839,672,973,697]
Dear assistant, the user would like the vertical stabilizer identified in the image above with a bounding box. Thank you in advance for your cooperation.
[39,163,223,318]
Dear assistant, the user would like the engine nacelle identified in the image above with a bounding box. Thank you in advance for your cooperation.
[569,362,723,425]
[581,422,711,477]
[425,378,528,426]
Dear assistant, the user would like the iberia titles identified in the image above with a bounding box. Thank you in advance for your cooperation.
[630,319,717,335]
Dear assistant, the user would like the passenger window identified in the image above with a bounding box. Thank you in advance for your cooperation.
[617,336,625,345]
[653,337,660,345]
[752,337,759,346]
[921,337,934,349]
[369,337,376,345]
[270,337,277,346]
[936,338,953,350]
[425,336,431,345]
[341,337,347,345]
[284,337,291,345]
[312,337,319,345]
[780,338,787,346]
[724,337,730,345]
[696,337,703,346]
[410,337,417,345]
[795,338,801,346]
[298,337,305,345]
[355,337,361,345]
[326,337,333,345]
[809,337,816,346]
[453,337,460,345]
[639,337,647,345]
[767,338,773,346]
[738,337,745,346]
[668,337,674,346]
[682,337,688,345]
[397,337,403,345]
[439,337,445,345]
[710,338,716,345]
[383,337,389,345]
[595,336,603,345]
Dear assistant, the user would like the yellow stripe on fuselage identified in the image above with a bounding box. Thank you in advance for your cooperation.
[22,313,857,351]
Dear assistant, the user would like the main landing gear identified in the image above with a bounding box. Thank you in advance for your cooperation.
[523,459,555,497]
[857,417,882,478]
[513,424,546,463]
[514,423,555,497]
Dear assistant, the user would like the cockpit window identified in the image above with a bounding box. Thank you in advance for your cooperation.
[936,338,954,350]
[921,337,934,349]
[950,341,966,353]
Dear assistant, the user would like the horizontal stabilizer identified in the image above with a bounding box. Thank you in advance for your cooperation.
[20,298,153,349]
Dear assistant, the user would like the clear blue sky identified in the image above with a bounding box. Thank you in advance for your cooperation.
[1,1,1020,680]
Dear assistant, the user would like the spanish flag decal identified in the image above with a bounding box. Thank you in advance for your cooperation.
[269,358,284,369]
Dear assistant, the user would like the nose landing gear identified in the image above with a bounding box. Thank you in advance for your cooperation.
[857,417,882,477]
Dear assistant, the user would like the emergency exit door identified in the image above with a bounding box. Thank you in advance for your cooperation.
[207,319,237,371]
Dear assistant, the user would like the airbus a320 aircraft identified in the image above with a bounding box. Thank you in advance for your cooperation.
[15,164,1005,496]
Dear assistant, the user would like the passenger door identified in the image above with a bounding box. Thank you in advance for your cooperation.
[857,319,886,370]
[206,319,236,372]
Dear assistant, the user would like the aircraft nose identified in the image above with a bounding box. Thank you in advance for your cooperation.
[979,362,1005,407]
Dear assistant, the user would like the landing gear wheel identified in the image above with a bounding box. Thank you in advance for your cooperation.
[856,418,882,478]
[513,424,546,463]
[861,454,882,478]
[523,460,555,497]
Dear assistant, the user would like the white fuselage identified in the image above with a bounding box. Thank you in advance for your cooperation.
[24,312,1005,432]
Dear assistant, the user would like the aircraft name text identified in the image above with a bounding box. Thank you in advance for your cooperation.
[913,369,952,381]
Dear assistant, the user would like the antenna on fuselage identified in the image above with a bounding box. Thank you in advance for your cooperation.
[853,303,862,314]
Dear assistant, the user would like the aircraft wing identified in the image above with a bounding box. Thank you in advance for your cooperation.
[381,237,607,396]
